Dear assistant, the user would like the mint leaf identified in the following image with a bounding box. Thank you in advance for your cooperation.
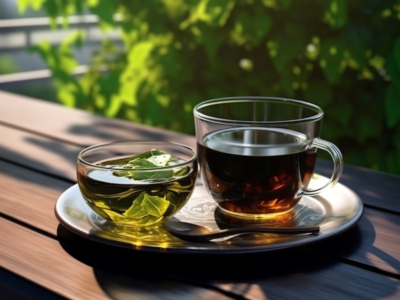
[165,191,180,208]
[146,151,171,166]
[112,170,130,177]
[136,215,163,225]
[167,157,180,165]
[99,149,170,166]
[128,158,158,168]
[131,149,171,163]
[173,166,189,177]
[123,191,146,218]
[109,149,187,182]
[128,161,174,180]
[167,179,194,193]
[123,192,170,224]
[142,194,170,217]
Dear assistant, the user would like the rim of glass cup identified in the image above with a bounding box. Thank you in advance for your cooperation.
[78,141,197,171]
[193,96,324,126]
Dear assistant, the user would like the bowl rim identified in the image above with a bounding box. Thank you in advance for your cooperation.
[77,140,197,171]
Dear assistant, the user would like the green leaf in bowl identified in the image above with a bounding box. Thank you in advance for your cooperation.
[123,191,147,218]
[124,158,172,180]
[123,191,170,223]
[112,149,184,181]
[141,194,170,217]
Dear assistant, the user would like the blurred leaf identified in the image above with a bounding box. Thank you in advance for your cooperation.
[385,84,400,128]
[206,0,235,27]
[0,55,18,75]
[113,41,154,110]
[366,147,383,171]
[87,0,115,27]
[233,10,252,43]
[200,24,226,59]
[386,152,400,174]
[280,0,293,9]
[18,0,45,12]
[328,101,353,127]
[323,0,347,29]
[394,128,400,172]
[303,80,333,108]
[43,0,59,28]
[320,120,341,142]
[269,34,306,75]
[385,52,400,91]
[393,36,400,72]
[253,13,272,45]
[345,26,369,67]
[356,113,382,143]
[319,38,345,84]
[180,0,209,29]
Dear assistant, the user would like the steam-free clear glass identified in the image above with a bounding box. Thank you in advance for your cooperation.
[77,141,198,226]
[194,97,343,218]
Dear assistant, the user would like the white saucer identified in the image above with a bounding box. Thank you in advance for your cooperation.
[55,175,363,254]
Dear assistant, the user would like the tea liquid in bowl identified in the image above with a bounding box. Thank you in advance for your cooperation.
[77,155,197,226]
[198,127,317,217]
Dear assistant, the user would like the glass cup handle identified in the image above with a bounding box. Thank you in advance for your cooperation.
[300,138,343,197]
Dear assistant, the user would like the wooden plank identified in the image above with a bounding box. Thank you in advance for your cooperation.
[1,123,400,276]
[215,261,400,300]
[2,124,400,276]
[0,217,232,300]
[0,159,70,235]
[0,154,399,299]
[315,160,400,214]
[0,217,110,300]
[59,226,400,300]
[2,156,400,281]
[311,207,400,276]
[0,125,79,182]
[2,91,400,298]
[0,267,65,300]
[0,91,196,149]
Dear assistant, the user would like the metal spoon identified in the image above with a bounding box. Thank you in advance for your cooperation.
[163,221,320,243]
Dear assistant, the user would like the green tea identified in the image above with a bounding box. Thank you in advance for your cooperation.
[77,150,197,226]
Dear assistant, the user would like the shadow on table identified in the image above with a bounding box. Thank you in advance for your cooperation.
[68,120,196,148]
[56,215,400,299]
[0,142,77,184]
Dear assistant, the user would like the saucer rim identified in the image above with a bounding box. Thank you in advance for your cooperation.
[55,177,364,254]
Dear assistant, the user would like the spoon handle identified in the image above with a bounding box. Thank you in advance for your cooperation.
[205,226,320,240]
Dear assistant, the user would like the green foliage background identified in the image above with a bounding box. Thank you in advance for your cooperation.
[19,0,400,175]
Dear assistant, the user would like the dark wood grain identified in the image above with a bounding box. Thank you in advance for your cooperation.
[0,217,232,300]
[0,267,65,300]
[0,125,79,182]
[0,217,111,300]
[215,261,400,300]
[2,151,400,282]
[2,91,400,299]
[311,207,400,276]
[1,104,400,277]
[0,159,70,235]
[2,107,400,277]
[57,225,400,300]
[316,160,400,214]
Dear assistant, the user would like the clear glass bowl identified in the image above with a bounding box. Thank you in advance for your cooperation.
[77,141,198,227]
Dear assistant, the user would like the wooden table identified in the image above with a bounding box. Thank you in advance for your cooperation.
[1,90,400,300]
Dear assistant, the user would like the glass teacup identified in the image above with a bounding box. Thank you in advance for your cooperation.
[194,97,343,218]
